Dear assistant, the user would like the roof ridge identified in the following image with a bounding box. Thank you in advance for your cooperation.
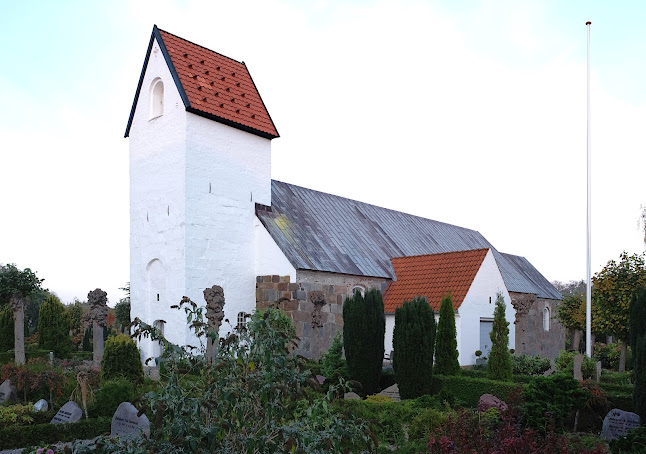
[271,179,485,236]
[157,27,244,65]
[390,248,490,262]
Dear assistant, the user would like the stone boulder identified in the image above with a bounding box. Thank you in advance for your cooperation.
[477,394,508,413]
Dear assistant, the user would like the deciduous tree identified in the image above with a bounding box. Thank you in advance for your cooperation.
[0,264,45,364]
[593,252,646,371]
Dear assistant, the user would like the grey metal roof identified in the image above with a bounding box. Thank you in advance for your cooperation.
[257,180,561,300]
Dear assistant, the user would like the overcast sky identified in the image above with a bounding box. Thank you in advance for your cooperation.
[1,0,645,305]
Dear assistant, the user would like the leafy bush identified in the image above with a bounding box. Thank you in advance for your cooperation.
[427,406,608,454]
[511,354,551,376]
[0,417,111,450]
[91,378,137,417]
[610,426,646,454]
[37,295,72,358]
[320,332,347,385]
[100,334,143,385]
[1,359,65,404]
[73,302,374,453]
[343,288,385,395]
[393,296,436,399]
[521,373,589,433]
[595,343,633,371]
[487,293,512,381]
[434,294,459,376]
[0,403,34,427]
[432,374,520,408]
[556,349,596,379]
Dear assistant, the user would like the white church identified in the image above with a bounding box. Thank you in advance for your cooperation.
[126,26,564,365]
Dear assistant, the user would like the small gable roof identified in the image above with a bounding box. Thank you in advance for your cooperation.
[125,26,278,139]
[256,180,562,300]
[383,249,490,313]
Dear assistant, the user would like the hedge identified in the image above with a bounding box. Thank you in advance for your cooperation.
[432,374,522,408]
[0,417,111,449]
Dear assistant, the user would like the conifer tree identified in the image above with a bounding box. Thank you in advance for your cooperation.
[393,296,436,399]
[631,287,646,420]
[343,288,385,395]
[0,307,14,352]
[487,292,513,381]
[37,294,72,358]
[434,294,460,375]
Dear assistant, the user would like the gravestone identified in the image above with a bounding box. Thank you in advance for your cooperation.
[595,361,602,383]
[51,401,83,424]
[111,402,150,438]
[315,375,326,385]
[0,379,18,404]
[343,392,361,400]
[478,394,508,413]
[601,408,641,441]
[34,399,49,412]
[378,384,401,402]
[573,354,583,381]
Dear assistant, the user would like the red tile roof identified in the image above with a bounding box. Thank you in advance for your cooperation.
[125,26,278,139]
[383,249,490,313]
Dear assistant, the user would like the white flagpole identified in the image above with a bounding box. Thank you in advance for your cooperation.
[586,21,592,358]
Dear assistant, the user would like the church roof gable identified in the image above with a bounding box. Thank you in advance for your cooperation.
[256,180,561,300]
[382,249,490,313]
[125,25,279,139]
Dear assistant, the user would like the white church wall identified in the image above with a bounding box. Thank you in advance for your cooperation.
[129,37,189,360]
[254,216,296,280]
[183,114,272,344]
[458,249,514,366]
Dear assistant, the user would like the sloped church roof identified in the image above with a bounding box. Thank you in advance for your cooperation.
[125,25,278,139]
[257,181,562,300]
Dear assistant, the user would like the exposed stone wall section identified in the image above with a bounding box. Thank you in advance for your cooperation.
[256,272,390,360]
[510,292,565,359]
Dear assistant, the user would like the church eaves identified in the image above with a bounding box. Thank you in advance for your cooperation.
[125,25,279,139]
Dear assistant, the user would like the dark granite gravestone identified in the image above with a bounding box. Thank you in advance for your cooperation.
[573,354,583,380]
[111,402,150,438]
[51,401,83,424]
[601,408,641,441]
[0,379,18,404]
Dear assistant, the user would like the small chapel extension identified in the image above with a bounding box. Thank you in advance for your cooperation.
[125,26,564,364]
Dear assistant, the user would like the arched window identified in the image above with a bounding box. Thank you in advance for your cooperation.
[236,312,247,330]
[351,285,365,297]
[543,306,551,332]
[150,78,164,118]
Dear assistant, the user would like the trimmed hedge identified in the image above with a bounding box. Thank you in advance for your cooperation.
[432,374,521,408]
[0,417,111,449]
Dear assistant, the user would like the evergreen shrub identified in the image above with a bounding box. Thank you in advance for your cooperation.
[434,294,459,376]
[511,354,551,376]
[556,350,596,379]
[0,417,111,450]
[343,288,385,395]
[100,334,144,385]
[393,296,436,399]
[37,295,71,358]
[320,332,347,385]
[91,378,137,417]
[487,293,512,381]
[431,374,520,408]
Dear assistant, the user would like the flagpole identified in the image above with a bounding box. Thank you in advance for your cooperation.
[585,21,592,358]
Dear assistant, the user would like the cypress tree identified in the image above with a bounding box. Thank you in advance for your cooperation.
[393,296,436,399]
[434,294,460,375]
[630,287,646,353]
[343,288,385,395]
[38,294,72,358]
[487,292,513,381]
[631,287,646,420]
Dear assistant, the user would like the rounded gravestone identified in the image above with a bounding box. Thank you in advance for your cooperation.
[601,408,641,441]
[111,402,150,439]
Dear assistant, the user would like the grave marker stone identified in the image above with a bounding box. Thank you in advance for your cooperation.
[51,401,83,424]
[595,361,602,383]
[34,399,49,412]
[378,384,401,402]
[111,402,150,438]
[0,379,18,404]
[601,408,641,441]
[343,392,360,400]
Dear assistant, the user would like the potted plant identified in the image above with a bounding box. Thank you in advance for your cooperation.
[475,349,487,366]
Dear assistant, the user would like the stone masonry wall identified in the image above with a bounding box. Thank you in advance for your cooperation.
[256,272,390,360]
[510,292,565,359]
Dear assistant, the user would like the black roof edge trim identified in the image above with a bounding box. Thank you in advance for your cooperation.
[255,203,272,212]
[242,61,280,138]
[124,25,191,138]
[186,106,279,140]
